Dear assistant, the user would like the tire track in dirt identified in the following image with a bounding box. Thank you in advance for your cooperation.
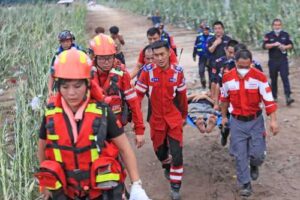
[86,4,300,200]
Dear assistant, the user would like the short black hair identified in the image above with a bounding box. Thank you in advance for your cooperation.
[151,40,169,50]
[272,18,282,25]
[234,43,247,53]
[109,26,119,34]
[147,27,161,36]
[213,21,224,29]
[235,49,252,61]
[226,39,239,49]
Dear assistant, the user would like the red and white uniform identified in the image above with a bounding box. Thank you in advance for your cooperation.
[220,67,277,116]
[135,63,187,186]
[93,64,145,135]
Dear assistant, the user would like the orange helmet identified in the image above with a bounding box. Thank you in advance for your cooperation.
[53,48,92,79]
[89,34,116,56]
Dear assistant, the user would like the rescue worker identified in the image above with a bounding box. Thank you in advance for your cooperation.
[130,27,178,79]
[109,26,126,64]
[220,49,279,197]
[89,34,145,148]
[36,48,150,200]
[48,30,83,96]
[136,45,154,80]
[207,21,231,83]
[263,18,294,105]
[212,41,263,146]
[193,26,214,88]
[158,23,177,55]
[211,39,238,108]
[136,41,188,200]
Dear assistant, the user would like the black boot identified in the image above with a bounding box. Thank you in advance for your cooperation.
[239,182,252,197]
[250,165,259,181]
[286,95,295,106]
[170,183,181,200]
[220,126,230,146]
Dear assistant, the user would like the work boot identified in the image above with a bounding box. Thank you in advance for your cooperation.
[164,168,170,180]
[170,188,180,200]
[239,182,252,197]
[170,184,181,200]
[286,96,295,106]
[221,127,230,146]
[250,165,259,181]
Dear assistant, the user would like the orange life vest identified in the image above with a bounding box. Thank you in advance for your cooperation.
[36,95,125,199]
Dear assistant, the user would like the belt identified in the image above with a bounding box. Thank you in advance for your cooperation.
[231,110,262,122]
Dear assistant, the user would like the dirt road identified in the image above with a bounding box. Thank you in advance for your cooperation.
[86,4,300,200]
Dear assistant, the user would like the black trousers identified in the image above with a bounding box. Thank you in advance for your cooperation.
[268,58,291,98]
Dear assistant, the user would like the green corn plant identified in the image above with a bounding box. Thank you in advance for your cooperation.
[0,2,88,199]
[98,0,300,54]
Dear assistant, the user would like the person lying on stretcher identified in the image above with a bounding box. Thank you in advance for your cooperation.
[187,91,221,133]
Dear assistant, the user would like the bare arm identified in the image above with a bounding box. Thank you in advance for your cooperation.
[47,75,54,96]
[118,34,125,45]
[269,111,279,135]
[281,44,293,50]
[208,37,222,53]
[38,139,47,164]
[112,134,140,182]
[264,42,280,49]
[220,101,229,118]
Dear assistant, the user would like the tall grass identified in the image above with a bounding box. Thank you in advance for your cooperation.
[0,3,87,199]
[98,0,300,53]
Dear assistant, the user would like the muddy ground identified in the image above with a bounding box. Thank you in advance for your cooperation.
[1,3,298,200]
[86,4,300,200]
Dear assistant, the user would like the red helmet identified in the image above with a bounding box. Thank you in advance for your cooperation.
[53,48,92,79]
[89,34,116,56]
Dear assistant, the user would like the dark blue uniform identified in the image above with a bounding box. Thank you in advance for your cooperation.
[193,32,214,86]
[207,35,231,81]
[263,30,293,99]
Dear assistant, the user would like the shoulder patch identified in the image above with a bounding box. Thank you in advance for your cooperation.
[174,65,183,72]
[143,63,153,71]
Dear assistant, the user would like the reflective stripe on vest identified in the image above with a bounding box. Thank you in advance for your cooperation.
[85,103,103,115]
[47,134,59,141]
[110,68,124,76]
[47,181,62,191]
[91,148,99,162]
[45,107,63,116]
[53,148,63,162]
[96,173,120,183]
[89,135,99,162]
[172,67,179,97]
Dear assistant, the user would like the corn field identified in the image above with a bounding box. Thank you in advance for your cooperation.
[98,0,300,53]
[0,3,87,199]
